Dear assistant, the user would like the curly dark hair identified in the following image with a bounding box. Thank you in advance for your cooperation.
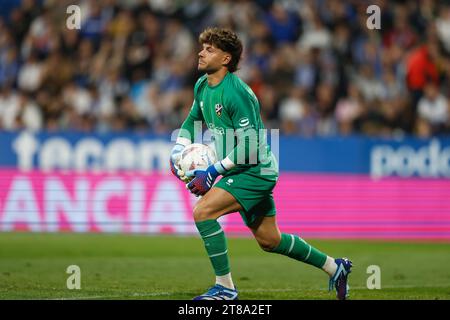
[199,27,243,73]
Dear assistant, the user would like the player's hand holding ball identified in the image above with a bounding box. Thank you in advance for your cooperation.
[186,164,221,196]
[175,143,223,196]
[169,144,190,182]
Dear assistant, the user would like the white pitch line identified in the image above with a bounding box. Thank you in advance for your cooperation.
[242,284,450,291]
[351,284,450,290]
[47,284,450,300]
[49,292,173,300]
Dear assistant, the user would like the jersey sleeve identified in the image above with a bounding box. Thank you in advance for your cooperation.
[177,77,205,146]
[223,87,260,168]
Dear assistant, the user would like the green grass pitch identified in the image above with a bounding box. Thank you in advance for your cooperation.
[1,232,449,300]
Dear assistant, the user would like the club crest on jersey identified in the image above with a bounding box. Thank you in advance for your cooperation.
[215,104,223,117]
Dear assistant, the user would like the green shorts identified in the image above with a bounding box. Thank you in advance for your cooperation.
[214,166,278,227]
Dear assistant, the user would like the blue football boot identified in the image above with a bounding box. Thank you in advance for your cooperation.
[329,258,353,300]
[193,284,238,300]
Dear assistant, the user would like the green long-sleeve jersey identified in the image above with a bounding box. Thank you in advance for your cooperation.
[177,72,278,177]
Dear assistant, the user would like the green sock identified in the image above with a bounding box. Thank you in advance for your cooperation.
[271,233,327,268]
[195,219,230,276]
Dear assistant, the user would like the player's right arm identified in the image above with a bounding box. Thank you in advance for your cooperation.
[177,97,203,146]
[170,77,205,181]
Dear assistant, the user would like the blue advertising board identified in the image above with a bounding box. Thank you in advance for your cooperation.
[0,131,450,178]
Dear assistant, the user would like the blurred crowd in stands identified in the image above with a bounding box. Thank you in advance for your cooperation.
[1,0,450,138]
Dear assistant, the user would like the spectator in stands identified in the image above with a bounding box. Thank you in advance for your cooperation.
[406,39,441,109]
[417,82,449,136]
[0,0,449,138]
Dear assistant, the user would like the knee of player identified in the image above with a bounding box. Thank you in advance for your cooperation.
[193,203,214,222]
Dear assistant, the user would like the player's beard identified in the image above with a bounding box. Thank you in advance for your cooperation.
[198,62,220,74]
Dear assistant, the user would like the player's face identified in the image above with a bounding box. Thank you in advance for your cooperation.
[198,43,231,74]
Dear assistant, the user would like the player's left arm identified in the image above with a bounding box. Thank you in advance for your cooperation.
[187,88,259,196]
[222,87,260,169]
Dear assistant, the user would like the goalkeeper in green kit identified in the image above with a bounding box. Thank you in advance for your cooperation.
[169,27,352,300]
